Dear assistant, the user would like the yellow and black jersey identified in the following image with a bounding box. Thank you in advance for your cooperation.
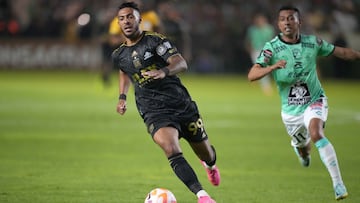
[112,31,196,120]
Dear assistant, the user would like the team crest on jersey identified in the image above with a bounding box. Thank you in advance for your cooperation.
[292,48,302,60]
[316,37,323,46]
[132,51,142,69]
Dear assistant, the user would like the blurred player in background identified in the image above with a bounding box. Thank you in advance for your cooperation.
[113,2,219,203]
[246,12,275,96]
[102,0,162,86]
[248,5,360,200]
[158,0,192,62]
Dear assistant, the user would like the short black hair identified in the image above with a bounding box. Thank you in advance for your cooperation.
[118,2,140,12]
[278,5,300,16]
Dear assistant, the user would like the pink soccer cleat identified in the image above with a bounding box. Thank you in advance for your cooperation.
[198,196,216,203]
[201,161,220,186]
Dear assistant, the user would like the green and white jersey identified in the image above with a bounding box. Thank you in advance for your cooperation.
[256,34,335,115]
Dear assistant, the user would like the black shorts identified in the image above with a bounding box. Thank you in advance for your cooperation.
[144,112,209,143]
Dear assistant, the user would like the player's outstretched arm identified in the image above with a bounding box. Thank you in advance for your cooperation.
[332,46,360,61]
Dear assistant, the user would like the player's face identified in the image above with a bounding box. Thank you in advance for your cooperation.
[117,7,141,38]
[277,10,300,38]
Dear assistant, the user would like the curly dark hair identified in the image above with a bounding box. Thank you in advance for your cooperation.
[118,2,140,12]
[278,5,301,17]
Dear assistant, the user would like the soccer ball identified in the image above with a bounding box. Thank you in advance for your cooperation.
[144,188,177,203]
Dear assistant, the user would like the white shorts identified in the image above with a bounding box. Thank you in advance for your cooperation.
[281,97,328,147]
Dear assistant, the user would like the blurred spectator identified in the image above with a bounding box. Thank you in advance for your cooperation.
[0,0,21,37]
[158,0,192,62]
[1,0,359,40]
[190,1,224,73]
[61,1,87,42]
[0,0,359,78]
[24,0,63,38]
[245,12,275,95]
[331,0,358,34]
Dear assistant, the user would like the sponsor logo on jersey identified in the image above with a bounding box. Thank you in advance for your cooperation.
[274,45,286,53]
[302,42,314,49]
[309,100,323,111]
[288,82,311,105]
[144,51,153,60]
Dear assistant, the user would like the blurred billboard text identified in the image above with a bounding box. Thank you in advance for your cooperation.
[0,40,101,70]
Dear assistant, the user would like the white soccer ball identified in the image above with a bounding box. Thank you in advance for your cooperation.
[144,188,177,203]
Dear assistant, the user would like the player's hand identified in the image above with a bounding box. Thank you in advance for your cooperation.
[116,100,127,115]
[273,60,287,70]
[141,69,166,80]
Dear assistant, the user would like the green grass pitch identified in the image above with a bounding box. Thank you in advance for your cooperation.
[0,70,359,203]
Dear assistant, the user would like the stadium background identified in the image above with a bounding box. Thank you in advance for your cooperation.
[0,0,359,78]
[1,1,360,202]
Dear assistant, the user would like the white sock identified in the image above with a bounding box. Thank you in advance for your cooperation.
[315,137,344,186]
[196,190,209,198]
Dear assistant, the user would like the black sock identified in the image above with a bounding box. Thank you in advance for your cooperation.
[168,153,203,194]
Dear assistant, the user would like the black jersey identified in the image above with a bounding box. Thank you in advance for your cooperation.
[112,31,197,121]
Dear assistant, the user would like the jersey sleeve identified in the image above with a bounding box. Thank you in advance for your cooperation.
[255,42,274,67]
[155,37,179,62]
[316,37,335,57]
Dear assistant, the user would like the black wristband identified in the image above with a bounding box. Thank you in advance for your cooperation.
[161,67,170,76]
[119,94,127,100]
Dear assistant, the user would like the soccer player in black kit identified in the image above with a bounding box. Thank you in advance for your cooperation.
[112,2,219,203]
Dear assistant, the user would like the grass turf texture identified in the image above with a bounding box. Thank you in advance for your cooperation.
[0,70,359,203]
